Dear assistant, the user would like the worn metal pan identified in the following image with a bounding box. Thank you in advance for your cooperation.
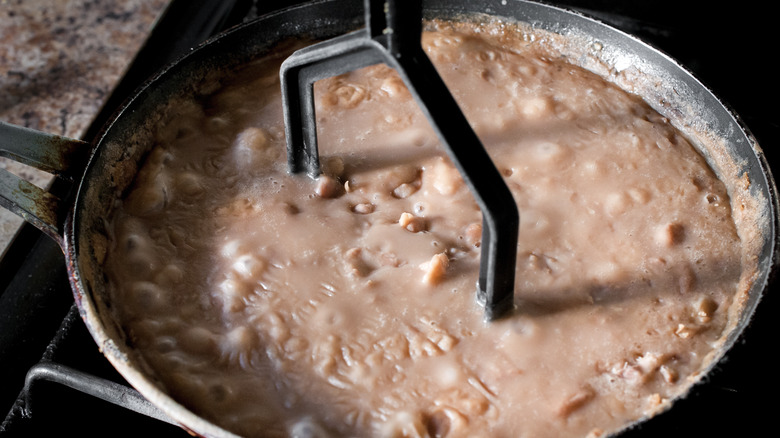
[0,0,776,436]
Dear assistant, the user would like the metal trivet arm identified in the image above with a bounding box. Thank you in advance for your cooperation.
[280,0,519,321]
[21,362,176,425]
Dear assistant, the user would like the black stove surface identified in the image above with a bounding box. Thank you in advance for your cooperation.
[1,1,777,437]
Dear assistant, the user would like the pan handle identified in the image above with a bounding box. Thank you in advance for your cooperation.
[0,121,90,242]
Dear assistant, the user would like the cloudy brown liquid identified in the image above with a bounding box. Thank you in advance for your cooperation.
[105,21,743,438]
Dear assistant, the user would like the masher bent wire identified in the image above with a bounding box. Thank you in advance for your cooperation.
[280,0,519,321]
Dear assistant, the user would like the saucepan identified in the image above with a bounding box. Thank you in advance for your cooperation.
[0,0,776,436]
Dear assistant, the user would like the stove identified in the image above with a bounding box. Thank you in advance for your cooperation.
[1,1,777,436]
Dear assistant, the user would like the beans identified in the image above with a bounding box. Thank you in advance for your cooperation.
[231,253,266,280]
[315,174,344,199]
[655,222,685,247]
[519,96,552,119]
[128,281,168,314]
[381,411,427,438]
[351,202,375,214]
[126,173,168,214]
[695,297,718,323]
[557,386,596,418]
[220,325,259,369]
[399,212,427,233]
[392,181,419,199]
[217,278,251,313]
[344,247,375,277]
[174,172,205,197]
[234,127,269,151]
[178,326,217,355]
[321,82,367,109]
[422,253,449,285]
[153,264,184,287]
[232,127,278,169]
[424,157,463,196]
[289,418,332,438]
[380,76,408,98]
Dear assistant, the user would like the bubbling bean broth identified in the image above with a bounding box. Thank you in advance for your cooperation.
[104,20,746,438]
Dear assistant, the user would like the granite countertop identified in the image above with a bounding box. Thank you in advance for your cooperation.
[0,0,169,254]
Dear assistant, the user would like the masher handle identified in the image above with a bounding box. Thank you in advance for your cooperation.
[280,0,519,321]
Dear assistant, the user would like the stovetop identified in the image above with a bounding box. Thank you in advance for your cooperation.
[1,1,777,437]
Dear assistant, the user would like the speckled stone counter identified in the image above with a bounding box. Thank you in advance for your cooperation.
[0,0,169,253]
